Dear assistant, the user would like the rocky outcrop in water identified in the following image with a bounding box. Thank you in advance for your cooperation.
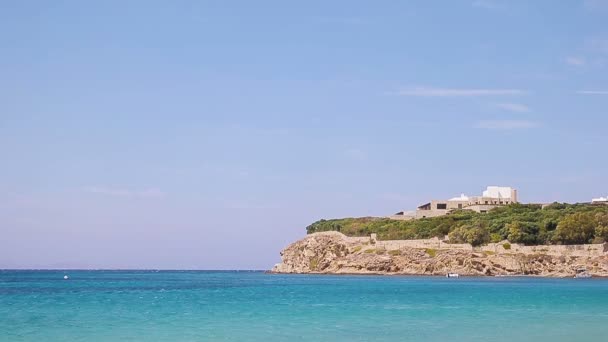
[272,232,608,277]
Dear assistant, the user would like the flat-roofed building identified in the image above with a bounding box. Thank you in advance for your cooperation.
[415,186,518,219]
[592,196,608,204]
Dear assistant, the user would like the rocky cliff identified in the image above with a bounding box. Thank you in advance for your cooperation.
[272,232,608,277]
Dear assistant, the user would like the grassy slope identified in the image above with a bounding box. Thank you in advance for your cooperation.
[306,203,608,246]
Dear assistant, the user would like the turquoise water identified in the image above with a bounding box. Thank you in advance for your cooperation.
[1,271,607,341]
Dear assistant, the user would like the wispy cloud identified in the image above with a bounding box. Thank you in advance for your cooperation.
[586,38,608,54]
[227,124,289,137]
[474,120,539,130]
[565,56,586,66]
[472,0,505,10]
[344,148,368,161]
[565,37,608,69]
[584,0,608,10]
[576,90,608,95]
[379,193,417,203]
[222,200,281,210]
[495,103,530,113]
[396,87,524,97]
[313,16,367,25]
[83,186,165,198]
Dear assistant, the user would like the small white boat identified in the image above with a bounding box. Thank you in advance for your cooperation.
[63,275,69,280]
[574,269,592,279]
[446,273,460,278]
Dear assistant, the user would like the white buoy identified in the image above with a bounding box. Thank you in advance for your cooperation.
[64,275,69,280]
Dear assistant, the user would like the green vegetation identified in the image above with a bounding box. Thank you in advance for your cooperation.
[364,248,376,254]
[306,203,608,246]
[352,246,362,253]
[425,248,437,257]
[388,249,402,256]
[309,257,319,270]
[448,223,489,246]
[502,243,511,250]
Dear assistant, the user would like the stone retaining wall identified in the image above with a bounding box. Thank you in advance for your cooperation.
[480,242,607,257]
[344,234,607,257]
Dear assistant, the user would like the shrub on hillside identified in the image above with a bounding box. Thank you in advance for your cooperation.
[553,212,596,244]
[425,249,437,257]
[593,213,608,243]
[305,203,608,246]
[448,223,490,246]
[506,221,540,245]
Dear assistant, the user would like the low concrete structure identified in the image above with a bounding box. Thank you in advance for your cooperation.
[388,211,416,221]
[415,186,517,219]
[362,234,607,258]
[375,236,473,252]
[592,196,608,204]
[481,241,608,258]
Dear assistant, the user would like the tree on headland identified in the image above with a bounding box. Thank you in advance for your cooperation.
[448,223,490,246]
[552,212,596,244]
[594,213,608,243]
[506,221,540,245]
[306,203,608,245]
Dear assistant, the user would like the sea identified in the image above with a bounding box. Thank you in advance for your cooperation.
[1,270,607,341]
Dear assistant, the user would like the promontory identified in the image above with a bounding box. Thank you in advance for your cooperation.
[272,203,608,277]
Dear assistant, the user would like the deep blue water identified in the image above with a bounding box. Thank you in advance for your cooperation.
[1,270,607,341]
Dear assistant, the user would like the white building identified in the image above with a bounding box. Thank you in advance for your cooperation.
[592,196,608,204]
[413,186,518,219]
[483,186,516,200]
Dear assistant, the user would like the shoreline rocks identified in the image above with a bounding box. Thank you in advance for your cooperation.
[271,232,608,277]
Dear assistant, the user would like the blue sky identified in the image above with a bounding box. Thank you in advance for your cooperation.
[1,0,607,269]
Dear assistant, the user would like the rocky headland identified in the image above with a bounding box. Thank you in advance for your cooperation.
[272,232,608,277]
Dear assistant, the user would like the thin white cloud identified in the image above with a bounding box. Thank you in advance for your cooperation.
[474,120,539,130]
[495,103,530,113]
[586,38,608,54]
[584,0,608,10]
[344,148,368,161]
[221,199,281,210]
[396,87,524,97]
[379,193,416,203]
[472,0,505,10]
[313,16,366,25]
[565,56,586,66]
[576,90,608,94]
[228,124,289,137]
[83,186,164,198]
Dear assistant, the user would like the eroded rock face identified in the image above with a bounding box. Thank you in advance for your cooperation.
[271,232,608,277]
